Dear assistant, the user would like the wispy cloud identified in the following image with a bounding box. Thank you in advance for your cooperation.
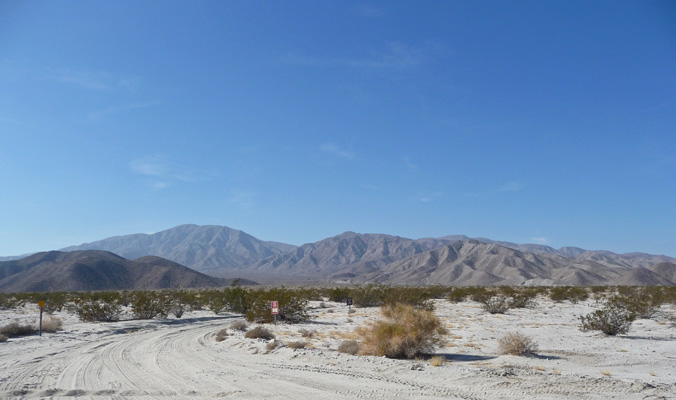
[129,154,216,189]
[282,41,443,70]
[320,143,355,160]
[530,237,549,244]
[88,101,160,121]
[354,4,385,18]
[498,181,526,192]
[416,191,441,203]
[228,189,256,215]
[404,156,417,171]
[47,68,140,92]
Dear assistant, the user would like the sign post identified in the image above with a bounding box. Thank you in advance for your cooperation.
[271,300,279,324]
[38,301,45,336]
[346,297,353,312]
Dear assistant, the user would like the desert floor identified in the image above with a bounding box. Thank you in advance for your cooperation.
[1,298,675,399]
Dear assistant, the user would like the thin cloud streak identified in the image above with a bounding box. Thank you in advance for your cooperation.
[320,143,355,159]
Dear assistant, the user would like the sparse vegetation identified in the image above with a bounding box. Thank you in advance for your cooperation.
[245,288,312,323]
[429,356,444,366]
[498,332,538,355]
[0,334,7,342]
[357,303,447,359]
[245,326,275,340]
[549,286,589,303]
[298,328,315,338]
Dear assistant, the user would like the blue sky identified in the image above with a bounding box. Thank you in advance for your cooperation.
[1,1,675,257]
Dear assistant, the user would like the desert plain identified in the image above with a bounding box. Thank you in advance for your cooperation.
[1,297,675,399]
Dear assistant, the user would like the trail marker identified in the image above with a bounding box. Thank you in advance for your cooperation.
[346,297,353,312]
[38,301,45,336]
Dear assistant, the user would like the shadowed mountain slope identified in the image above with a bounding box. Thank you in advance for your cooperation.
[61,224,296,273]
[0,250,251,293]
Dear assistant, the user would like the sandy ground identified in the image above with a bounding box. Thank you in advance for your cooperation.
[1,298,675,399]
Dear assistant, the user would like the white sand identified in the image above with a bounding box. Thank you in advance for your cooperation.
[1,298,674,399]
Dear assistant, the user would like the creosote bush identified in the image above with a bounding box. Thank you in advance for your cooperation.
[337,340,360,355]
[357,303,447,359]
[130,292,172,320]
[0,334,7,342]
[549,287,589,303]
[244,326,275,340]
[246,287,311,324]
[482,296,511,314]
[498,332,538,355]
[579,302,633,336]
[74,299,123,322]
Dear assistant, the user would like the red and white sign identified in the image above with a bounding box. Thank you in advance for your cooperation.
[271,301,279,314]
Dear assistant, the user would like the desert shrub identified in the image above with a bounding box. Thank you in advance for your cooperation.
[42,293,68,314]
[0,321,36,337]
[287,340,309,349]
[0,294,19,309]
[383,287,435,310]
[244,326,275,340]
[447,287,470,303]
[498,332,538,355]
[549,286,589,303]
[606,295,657,320]
[170,301,187,318]
[509,292,536,309]
[130,292,172,320]
[215,329,228,342]
[357,304,448,359]
[230,320,248,331]
[298,328,314,338]
[482,296,511,314]
[468,287,495,303]
[0,334,7,342]
[222,286,250,314]
[350,284,388,307]
[74,299,122,322]
[41,317,63,332]
[579,302,633,336]
[324,287,350,303]
[338,340,360,355]
[245,288,311,323]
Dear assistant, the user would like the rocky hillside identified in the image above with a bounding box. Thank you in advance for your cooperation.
[61,224,296,274]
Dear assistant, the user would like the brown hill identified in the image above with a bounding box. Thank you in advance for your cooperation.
[0,250,254,293]
[647,262,676,283]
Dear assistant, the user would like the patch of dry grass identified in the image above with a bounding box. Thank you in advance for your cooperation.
[215,329,228,342]
[429,356,444,366]
[245,326,275,340]
[286,340,309,349]
[41,316,63,333]
[497,332,538,356]
[337,340,359,355]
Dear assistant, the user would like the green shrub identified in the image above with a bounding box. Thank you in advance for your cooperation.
[508,292,536,309]
[579,302,632,336]
[130,292,172,320]
[357,303,447,359]
[549,286,589,303]
[482,296,511,314]
[244,326,275,340]
[245,288,311,324]
[74,299,122,322]
[350,284,388,307]
[447,287,470,303]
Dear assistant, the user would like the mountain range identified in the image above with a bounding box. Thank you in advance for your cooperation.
[2,224,675,290]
